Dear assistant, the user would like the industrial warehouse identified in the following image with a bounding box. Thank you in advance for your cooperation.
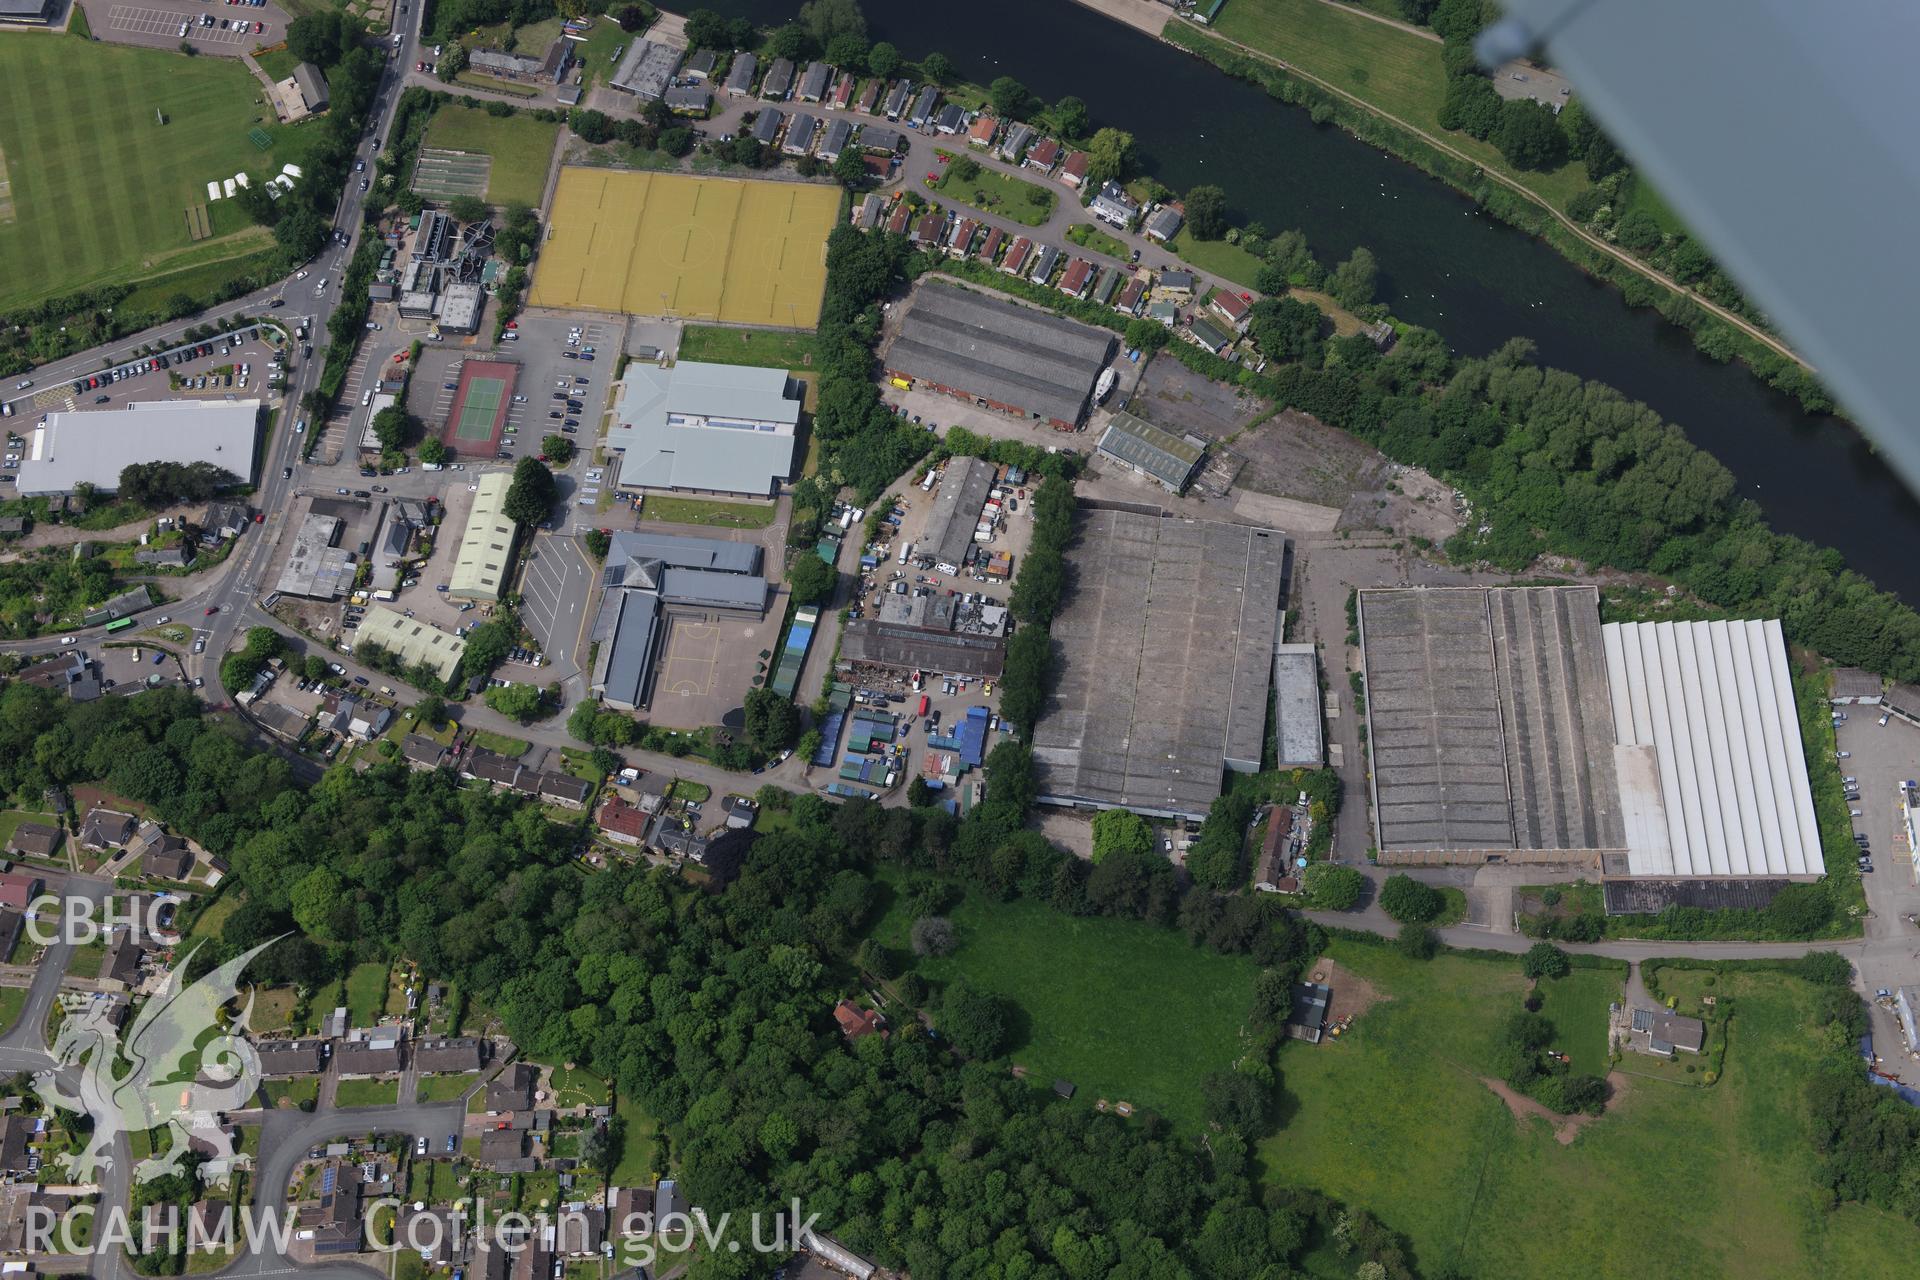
[591,531,769,712]
[1357,586,1824,885]
[607,360,801,497]
[1031,508,1291,822]
[16,400,259,496]
[884,282,1115,430]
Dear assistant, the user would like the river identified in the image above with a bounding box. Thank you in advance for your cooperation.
[710,0,1920,602]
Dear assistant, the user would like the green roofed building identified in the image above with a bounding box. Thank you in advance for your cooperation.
[360,607,468,682]
[448,472,517,602]
[1095,411,1205,494]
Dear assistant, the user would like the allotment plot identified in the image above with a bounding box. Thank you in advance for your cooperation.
[530,169,838,328]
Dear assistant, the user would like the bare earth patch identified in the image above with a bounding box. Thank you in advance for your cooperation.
[1307,958,1383,1026]
[1477,1070,1628,1145]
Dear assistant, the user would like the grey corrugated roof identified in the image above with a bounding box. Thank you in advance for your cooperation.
[1097,411,1201,491]
[610,40,680,98]
[859,125,902,152]
[885,282,1113,427]
[798,61,830,99]
[782,114,818,153]
[840,621,1006,679]
[762,57,794,97]
[659,567,766,611]
[724,52,757,92]
[19,399,259,496]
[921,455,996,570]
[607,362,799,495]
[597,591,661,710]
[606,530,762,575]
[752,108,783,144]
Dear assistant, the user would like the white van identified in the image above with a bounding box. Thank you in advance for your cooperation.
[361,389,374,407]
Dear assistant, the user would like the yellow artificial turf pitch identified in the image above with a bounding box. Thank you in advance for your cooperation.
[530,169,838,327]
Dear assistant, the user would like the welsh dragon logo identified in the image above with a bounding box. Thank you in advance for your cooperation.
[32,939,277,1184]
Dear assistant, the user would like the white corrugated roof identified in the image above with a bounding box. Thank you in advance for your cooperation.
[1603,619,1823,878]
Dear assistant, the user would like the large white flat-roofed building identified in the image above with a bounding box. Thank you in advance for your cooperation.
[17,400,260,496]
[607,361,800,497]
[448,473,517,602]
[1031,507,1290,822]
[1603,618,1822,879]
[360,607,467,682]
[1357,587,1825,885]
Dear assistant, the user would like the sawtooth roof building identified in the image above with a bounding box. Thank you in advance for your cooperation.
[1357,587,1824,883]
[360,608,468,682]
[607,361,800,497]
[885,282,1114,430]
[1031,507,1290,822]
[590,531,768,711]
[448,472,518,601]
[17,400,259,496]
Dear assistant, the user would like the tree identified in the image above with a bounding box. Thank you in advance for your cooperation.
[785,553,837,606]
[1124,316,1169,352]
[768,22,811,62]
[1378,873,1443,923]
[302,655,329,682]
[947,153,981,183]
[449,195,489,222]
[988,76,1034,120]
[658,127,693,157]
[1084,127,1135,183]
[540,434,576,466]
[615,4,651,32]
[866,40,900,79]
[832,146,866,189]
[741,688,799,753]
[1301,862,1364,911]
[919,51,953,85]
[1185,185,1229,240]
[485,683,546,723]
[502,458,556,527]
[419,437,450,466]
[570,109,614,145]
[855,938,897,979]
[940,981,1008,1058]
[370,405,409,452]
[1248,295,1326,364]
[1201,1070,1267,1132]
[1090,809,1153,864]
[415,694,446,728]
[910,915,956,957]
[1493,98,1567,169]
[1522,942,1570,980]
[799,0,865,46]
[436,44,468,82]
[1051,95,1089,141]
[1328,247,1379,310]
[286,11,347,67]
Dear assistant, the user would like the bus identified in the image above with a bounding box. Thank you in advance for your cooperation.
[104,617,135,634]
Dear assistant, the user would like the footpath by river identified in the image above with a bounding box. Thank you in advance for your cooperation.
[708,0,1920,604]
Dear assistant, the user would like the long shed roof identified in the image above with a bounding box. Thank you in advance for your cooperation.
[886,282,1113,427]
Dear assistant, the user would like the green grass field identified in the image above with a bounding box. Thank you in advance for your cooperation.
[611,1095,658,1184]
[1065,222,1130,260]
[0,36,318,312]
[638,495,776,530]
[676,325,819,370]
[263,1077,320,1109]
[867,870,1255,1131]
[334,1077,401,1108]
[1260,942,1920,1278]
[416,1074,475,1104]
[547,1065,610,1107]
[422,106,560,206]
[344,962,389,1025]
[1199,0,1590,209]
[0,987,25,1036]
[936,161,1055,227]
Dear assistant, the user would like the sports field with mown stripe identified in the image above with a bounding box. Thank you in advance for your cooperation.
[529,169,839,327]
[0,34,319,311]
